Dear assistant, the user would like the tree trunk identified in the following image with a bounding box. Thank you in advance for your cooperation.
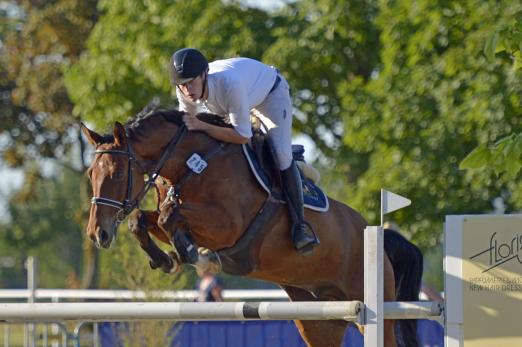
[81,238,99,288]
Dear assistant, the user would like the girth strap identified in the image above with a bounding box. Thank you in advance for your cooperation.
[218,195,282,276]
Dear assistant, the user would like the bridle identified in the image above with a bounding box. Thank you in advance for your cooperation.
[90,124,188,224]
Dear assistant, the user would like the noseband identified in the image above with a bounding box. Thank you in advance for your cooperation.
[91,124,188,224]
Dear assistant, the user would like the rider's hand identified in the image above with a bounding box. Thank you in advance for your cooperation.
[183,113,207,131]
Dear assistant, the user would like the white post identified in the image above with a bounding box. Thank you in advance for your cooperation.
[25,256,37,347]
[26,256,37,304]
[365,189,411,346]
[444,216,464,347]
[93,323,100,347]
[364,225,384,347]
[3,324,9,347]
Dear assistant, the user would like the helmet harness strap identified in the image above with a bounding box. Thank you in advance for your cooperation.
[200,69,209,101]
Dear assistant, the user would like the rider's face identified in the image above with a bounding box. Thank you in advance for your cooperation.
[178,73,205,102]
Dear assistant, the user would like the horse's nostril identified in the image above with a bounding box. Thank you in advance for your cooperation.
[100,229,109,243]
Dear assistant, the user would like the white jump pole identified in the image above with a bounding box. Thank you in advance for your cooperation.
[0,301,364,323]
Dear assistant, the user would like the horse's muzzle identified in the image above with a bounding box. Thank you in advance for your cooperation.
[90,227,114,249]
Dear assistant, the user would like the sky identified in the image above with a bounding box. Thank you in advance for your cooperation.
[241,0,288,11]
[0,166,23,222]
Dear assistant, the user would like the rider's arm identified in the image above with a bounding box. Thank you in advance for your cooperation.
[183,115,249,144]
[183,75,251,144]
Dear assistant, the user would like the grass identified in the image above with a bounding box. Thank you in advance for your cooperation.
[1,322,68,346]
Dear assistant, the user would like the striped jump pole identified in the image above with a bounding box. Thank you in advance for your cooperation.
[0,301,364,323]
[0,301,442,323]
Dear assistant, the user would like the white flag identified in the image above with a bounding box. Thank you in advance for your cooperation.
[381,189,411,215]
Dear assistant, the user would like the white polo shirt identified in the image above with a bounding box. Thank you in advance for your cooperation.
[177,57,278,138]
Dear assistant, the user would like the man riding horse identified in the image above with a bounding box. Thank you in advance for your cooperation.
[81,48,424,347]
[169,48,319,256]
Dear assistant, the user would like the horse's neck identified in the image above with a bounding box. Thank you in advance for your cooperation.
[132,124,230,183]
[129,123,186,171]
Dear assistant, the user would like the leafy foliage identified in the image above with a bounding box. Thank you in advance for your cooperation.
[263,0,381,156]
[98,224,192,290]
[461,11,522,177]
[460,133,522,178]
[326,0,522,248]
[65,0,276,129]
[2,0,521,292]
[0,0,101,288]
[0,167,83,287]
[1,0,98,168]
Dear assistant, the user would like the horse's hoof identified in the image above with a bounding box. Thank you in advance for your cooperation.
[149,260,160,270]
[163,251,182,274]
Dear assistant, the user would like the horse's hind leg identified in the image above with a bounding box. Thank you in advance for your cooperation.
[281,285,347,347]
[128,210,180,274]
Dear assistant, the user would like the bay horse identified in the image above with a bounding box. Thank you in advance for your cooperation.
[82,106,423,347]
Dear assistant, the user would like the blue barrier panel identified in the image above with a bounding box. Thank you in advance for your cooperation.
[99,319,443,347]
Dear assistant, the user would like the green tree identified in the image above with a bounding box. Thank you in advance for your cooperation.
[1,0,98,168]
[263,0,381,157]
[460,12,522,177]
[0,0,100,288]
[0,167,84,287]
[332,0,521,248]
[64,0,279,291]
[65,0,276,128]
[63,0,522,294]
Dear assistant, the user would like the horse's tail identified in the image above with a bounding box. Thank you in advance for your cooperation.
[383,228,423,347]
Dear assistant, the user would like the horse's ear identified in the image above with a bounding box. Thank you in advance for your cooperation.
[80,122,103,146]
[113,122,127,147]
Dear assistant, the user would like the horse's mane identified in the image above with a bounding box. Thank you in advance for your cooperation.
[97,103,231,144]
[124,104,183,140]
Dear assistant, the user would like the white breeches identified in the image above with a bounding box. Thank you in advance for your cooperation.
[252,75,293,170]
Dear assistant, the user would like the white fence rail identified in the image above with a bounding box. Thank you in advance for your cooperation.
[0,288,434,302]
[0,289,288,302]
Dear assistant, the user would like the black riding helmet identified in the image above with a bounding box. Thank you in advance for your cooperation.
[169,48,209,85]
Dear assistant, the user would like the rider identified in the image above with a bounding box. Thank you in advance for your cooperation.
[169,48,319,255]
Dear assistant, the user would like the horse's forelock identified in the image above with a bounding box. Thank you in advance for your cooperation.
[97,134,116,145]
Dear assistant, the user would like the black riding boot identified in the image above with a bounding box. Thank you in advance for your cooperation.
[281,160,320,256]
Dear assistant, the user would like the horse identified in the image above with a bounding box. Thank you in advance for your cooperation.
[81,106,423,347]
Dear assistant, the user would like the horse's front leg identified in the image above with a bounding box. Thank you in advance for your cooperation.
[157,202,221,274]
[128,210,181,274]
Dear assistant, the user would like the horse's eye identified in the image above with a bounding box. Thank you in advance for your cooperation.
[113,171,124,180]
